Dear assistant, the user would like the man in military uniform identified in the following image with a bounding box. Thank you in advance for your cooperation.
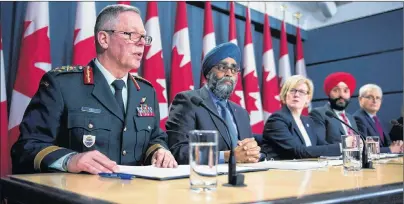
[11,4,177,174]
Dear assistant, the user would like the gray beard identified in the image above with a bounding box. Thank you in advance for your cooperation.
[207,72,237,100]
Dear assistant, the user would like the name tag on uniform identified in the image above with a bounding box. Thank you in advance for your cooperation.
[81,106,101,114]
[83,135,96,148]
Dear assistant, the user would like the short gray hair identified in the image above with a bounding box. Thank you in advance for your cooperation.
[94,4,141,53]
[358,84,383,98]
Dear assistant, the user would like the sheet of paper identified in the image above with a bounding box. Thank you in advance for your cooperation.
[238,160,341,170]
[117,163,270,180]
[117,165,190,180]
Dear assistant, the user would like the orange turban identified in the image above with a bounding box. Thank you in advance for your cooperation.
[324,72,356,96]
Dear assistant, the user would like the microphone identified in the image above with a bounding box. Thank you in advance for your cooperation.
[390,120,403,128]
[325,110,373,169]
[190,96,246,187]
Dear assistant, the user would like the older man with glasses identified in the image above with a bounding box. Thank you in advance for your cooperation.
[166,42,263,164]
[353,84,403,153]
[11,4,177,175]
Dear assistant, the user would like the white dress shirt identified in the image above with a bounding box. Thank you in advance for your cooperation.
[333,109,352,135]
[95,58,129,112]
[293,116,312,147]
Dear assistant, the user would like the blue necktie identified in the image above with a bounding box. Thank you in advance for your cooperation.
[112,79,125,116]
[217,101,238,148]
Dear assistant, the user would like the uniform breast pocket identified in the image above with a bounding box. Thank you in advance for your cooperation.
[67,113,112,155]
[133,117,154,160]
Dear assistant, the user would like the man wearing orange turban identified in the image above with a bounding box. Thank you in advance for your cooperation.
[310,72,359,144]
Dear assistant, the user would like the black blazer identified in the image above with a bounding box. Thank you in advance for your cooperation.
[261,106,341,160]
[310,103,359,144]
[353,109,392,153]
[166,87,253,164]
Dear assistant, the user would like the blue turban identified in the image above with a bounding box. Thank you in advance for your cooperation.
[202,42,241,77]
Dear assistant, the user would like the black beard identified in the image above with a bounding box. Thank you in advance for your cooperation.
[329,97,350,111]
[207,73,236,100]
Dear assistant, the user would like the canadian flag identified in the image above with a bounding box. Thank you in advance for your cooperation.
[200,1,216,88]
[0,29,10,177]
[142,2,168,130]
[169,2,194,103]
[278,21,292,87]
[228,2,245,109]
[8,2,52,162]
[243,7,264,134]
[117,1,138,76]
[295,26,310,115]
[262,13,281,123]
[73,2,96,65]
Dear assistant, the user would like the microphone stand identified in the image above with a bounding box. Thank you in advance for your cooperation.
[325,111,373,169]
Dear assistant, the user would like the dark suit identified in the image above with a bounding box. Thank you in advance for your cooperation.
[261,106,341,160]
[310,103,359,144]
[353,109,392,153]
[11,60,167,174]
[166,87,252,164]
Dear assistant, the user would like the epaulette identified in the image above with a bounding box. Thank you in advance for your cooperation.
[133,75,153,87]
[49,65,84,74]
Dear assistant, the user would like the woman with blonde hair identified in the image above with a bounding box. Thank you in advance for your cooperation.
[261,75,341,160]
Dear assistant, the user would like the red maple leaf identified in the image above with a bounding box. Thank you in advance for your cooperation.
[143,49,167,103]
[243,71,260,114]
[229,73,244,106]
[14,21,51,98]
[72,29,96,66]
[262,71,281,113]
[169,47,193,103]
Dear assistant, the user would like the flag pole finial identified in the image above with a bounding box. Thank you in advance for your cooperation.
[293,12,302,27]
[280,4,287,21]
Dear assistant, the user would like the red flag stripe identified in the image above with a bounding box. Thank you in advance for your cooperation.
[1,28,10,177]
[73,2,96,66]
[143,2,168,130]
[243,7,264,134]
[169,1,194,103]
[262,13,281,122]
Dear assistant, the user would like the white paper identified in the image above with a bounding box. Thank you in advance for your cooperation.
[117,163,269,180]
[117,165,190,179]
[378,153,402,159]
[238,160,343,170]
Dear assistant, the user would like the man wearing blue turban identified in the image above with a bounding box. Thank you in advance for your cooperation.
[166,42,263,164]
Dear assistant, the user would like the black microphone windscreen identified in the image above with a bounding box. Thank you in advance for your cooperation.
[325,110,336,118]
[190,96,203,106]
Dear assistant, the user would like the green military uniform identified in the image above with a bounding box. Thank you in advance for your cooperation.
[11,60,167,173]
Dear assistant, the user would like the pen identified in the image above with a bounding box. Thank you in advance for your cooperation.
[99,172,135,180]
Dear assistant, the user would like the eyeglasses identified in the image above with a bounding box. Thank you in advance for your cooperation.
[214,63,240,74]
[103,30,152,45]
[289,88,309,96]
[362,95,382,102]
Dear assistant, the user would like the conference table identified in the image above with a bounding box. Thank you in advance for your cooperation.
[1,157,403,204]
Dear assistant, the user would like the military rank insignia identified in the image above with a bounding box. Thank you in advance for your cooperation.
[83,66,94,85]
[83,135,96,148]
[136,97,155,117]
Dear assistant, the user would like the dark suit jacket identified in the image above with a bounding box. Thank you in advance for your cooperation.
[166,87,253,164]
[261,106,341,160]
[310,103,359,144]
[11,60,167,174]
[353,109,392,153]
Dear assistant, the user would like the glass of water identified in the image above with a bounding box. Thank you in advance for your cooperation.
[366,136,380,160]
[342,134,361,171]
[188,130,218,192]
